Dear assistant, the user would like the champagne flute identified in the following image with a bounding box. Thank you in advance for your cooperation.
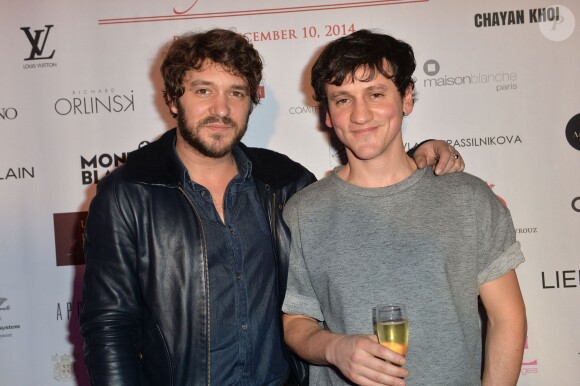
[374,304,409,357]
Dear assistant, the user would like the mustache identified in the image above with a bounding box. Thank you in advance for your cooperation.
[197,115,237,129]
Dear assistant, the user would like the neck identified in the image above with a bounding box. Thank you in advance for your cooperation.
[175,136,239,186]
[338,146,417,188]
[175,135,239,224]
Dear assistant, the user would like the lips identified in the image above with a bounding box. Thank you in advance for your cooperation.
[205,124,233,130]
[351,126,378,135]
[196,118,237,132]
[198,116,237,132]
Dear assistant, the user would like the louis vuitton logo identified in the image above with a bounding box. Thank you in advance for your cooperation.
[21,24,56,60]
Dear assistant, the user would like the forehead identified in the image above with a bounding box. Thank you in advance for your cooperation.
[327,65,394,92]
[183,61,247,86]
[333,60,393,84]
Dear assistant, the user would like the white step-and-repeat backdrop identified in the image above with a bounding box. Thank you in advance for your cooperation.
[1,0,579,385]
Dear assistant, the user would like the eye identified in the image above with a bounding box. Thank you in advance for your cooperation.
[195,88,213,97]
[335,98,349,106]
[231,90,247,98]
[369,92,384,99]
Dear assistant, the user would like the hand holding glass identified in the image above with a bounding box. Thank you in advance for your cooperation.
[375,304,409,357]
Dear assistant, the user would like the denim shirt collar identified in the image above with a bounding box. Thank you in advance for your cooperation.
[172,139,253,186]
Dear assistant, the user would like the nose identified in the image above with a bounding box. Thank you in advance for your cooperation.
[209,93,231,118]
[350,99,371,125]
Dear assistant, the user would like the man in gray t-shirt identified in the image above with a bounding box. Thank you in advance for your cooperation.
[281,30,526,386]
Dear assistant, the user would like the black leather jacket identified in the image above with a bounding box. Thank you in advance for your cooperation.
[80,129,315,386]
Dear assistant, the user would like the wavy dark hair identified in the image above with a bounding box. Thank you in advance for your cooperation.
[161,29,263,116]
[311,29,416,106]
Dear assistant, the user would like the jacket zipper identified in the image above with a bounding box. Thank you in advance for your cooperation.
[270,191,277,239]
[178,186,211,386]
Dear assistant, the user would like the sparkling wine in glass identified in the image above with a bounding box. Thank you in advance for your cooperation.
[375,304,409,357]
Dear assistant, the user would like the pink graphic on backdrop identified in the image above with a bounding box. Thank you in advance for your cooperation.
[522,336,538,366]
[487,183,507,207]
[174,0,201,15]
[99,0,429,25]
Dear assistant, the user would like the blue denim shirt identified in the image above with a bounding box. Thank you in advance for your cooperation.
[180,145,288,385]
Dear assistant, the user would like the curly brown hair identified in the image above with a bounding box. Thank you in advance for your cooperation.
[161,29,263,116]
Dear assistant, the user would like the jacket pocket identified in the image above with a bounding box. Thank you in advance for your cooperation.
[140,324,173,386]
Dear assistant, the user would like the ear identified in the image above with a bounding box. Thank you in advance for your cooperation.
[403,85,414,116]
[169,99,178,116]
[325,109,333,128]
[163,91,179,116]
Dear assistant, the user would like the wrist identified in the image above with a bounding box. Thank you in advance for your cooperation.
[407,138,433,158]
[322,332,341,366]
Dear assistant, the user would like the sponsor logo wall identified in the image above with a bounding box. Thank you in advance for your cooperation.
[1,1,578,384]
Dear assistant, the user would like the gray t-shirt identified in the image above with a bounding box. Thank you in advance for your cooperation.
[282,167,524,386]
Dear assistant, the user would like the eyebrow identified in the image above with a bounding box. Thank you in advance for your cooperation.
[328,91,350,100]
[231,84,250,93]
[364,84,389,93]
[328,84,390,99]
[187,79,249,92]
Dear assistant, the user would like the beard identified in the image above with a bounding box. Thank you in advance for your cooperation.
[175,101,249,158]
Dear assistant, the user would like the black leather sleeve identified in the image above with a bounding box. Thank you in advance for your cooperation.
[80,170,142,386]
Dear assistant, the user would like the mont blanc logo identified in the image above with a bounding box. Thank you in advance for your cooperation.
[79,141,148,185]
[80,151,129,185]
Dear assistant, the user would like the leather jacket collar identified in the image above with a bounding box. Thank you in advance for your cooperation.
[122,128,310,190]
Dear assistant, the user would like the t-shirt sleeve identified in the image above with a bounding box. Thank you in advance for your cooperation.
[281,197,325,321]
[475,183,525,285]
[478,241,524,284]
